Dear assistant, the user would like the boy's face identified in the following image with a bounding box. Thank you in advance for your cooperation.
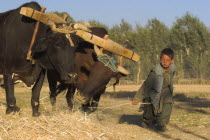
[160,54,174,69]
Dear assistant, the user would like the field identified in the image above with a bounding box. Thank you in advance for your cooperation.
[0,84,210,140]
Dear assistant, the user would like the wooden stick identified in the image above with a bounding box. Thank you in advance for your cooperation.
[63,14,68,21]
[100,35,108,52]
[103,34,109,40]
[119,56,123,66]
[89,102,152,113]
[118,55,123,85]
[100,48,104,53]
[27,7,46,61]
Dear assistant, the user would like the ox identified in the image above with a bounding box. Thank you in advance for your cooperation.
[0,2,75,116]
[48,27,129,112]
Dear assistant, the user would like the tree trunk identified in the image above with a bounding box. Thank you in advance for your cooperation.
[183,36,190,56]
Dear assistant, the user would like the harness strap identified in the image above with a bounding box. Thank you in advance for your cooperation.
[97,54,118,73]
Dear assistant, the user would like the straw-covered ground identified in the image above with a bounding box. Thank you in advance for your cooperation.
[0,84,210,140]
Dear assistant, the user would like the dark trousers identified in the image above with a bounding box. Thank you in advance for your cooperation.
[143,98,172,127]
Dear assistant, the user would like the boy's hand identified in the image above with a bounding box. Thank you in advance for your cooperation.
[132,100,139,105]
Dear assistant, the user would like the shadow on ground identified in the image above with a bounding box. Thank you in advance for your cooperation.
[173,93,210,108]
[173,93,210,115]
[118,114,179,140]
[119,114,142,126]
[118,114,209,140]
[169,123,209,140]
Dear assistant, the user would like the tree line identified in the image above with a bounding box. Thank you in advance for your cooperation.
[54,12,210,83]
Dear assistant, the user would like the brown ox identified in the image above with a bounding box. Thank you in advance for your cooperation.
[47,27,129,112]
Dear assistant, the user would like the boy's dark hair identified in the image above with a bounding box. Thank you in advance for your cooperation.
[160,48,174,59]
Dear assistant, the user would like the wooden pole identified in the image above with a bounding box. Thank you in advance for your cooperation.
[103,34,108,40]
[119,56,123,66]
[27,7,46,61]
[100,35,109,52]
[63,14,68,21]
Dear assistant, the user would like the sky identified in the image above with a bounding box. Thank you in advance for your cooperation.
[0,0,209,28]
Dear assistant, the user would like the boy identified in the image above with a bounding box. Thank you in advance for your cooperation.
[132,48,176,132]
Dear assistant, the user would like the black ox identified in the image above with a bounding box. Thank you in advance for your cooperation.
[48,27,129,112]
[0,2,75,116]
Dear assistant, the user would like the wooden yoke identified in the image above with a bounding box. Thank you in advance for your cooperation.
[76,30,140,62]
[27,7,46,61]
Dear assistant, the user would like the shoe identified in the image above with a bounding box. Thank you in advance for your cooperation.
[155,126,168,132]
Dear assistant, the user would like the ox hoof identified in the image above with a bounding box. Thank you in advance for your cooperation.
[6,106,20,114]
[50,96,56,106]
[32,104,40,117]
[67,100,73,110]
[67,105,73,111]
[32,112,41,117]
[82,105,97,114]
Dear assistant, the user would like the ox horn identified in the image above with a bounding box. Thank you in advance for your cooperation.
[117,65,130,75]
[94,45,102,56]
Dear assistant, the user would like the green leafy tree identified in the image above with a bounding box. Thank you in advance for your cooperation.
[171,12,210,79]
[146,18,170,63]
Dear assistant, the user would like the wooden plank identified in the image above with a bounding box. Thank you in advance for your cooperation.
[20,7,49,23]
[20,7,66,24]
[76,30,140,62]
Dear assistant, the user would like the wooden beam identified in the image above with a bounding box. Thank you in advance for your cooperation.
[76,30,140,62]
[27,7,46,61]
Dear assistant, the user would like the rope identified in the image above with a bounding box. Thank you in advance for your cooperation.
[65,34,75,47]
[97,54,118,73]
[89,102,151,112]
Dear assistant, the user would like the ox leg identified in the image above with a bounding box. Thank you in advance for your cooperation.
[31,70,45,117]
[66,85,76,110]
[82,87,105,113]
[82,93,103,113]
[4,74,20,114]
[47,71,58,107]
[90,93,102,112]
[90,88,106,112]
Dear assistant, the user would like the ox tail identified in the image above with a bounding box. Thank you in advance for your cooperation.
[56,83,68,95]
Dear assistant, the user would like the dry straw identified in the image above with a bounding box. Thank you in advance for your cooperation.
[0,93,136,140]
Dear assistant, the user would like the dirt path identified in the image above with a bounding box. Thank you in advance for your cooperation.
[96,85,210,140]
[95,97,210,140]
